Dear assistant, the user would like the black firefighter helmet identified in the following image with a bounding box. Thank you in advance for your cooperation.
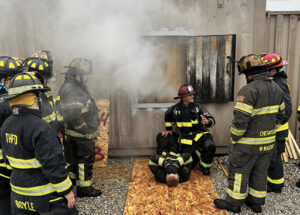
[5,72,46,99]
[0,56,22,79]
[23,57,53,79]
[237,54,267,75]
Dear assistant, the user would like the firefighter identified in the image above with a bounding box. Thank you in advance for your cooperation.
[23,50,59,130]
[1,72,77,214]
[214,54,287,213]
[57,58,101,197]
[149,152,193,186]
[159,84,216,175]
[0,56,22,215]
[260,53,292,193]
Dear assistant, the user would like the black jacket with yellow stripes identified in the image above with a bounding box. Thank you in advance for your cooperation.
[58,75,100,139]
[1,106,72,212]
[230,72,287,154]
[149,152,193,183]
[41,88,59,130]
[0,98,12,196]
[164,101,215,145]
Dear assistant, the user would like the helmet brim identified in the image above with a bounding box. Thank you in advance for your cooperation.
[174,91,196,99]
[3,88,47,100]
[238,65,268,75]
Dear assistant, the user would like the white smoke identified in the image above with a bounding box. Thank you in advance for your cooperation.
[0,0,187,99]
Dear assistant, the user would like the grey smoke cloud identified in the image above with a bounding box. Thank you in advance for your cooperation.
[0,0,187,98]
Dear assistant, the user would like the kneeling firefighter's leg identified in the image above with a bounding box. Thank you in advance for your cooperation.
[247,152,272,207]
[74,138,95,188]
[156,133,178,154]
[197,135,216,170]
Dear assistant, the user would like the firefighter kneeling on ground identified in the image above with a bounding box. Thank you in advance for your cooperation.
[149,134,193,186]
[1,72,77,215]
[57,58,101,197]
[214,54,287,213]
[158,84,216,176]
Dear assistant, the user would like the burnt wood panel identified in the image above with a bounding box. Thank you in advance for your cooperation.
[187,34,235,102]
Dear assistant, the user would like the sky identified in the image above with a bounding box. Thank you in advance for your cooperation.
[266,0,300,11]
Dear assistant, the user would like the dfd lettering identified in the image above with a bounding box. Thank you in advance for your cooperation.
[15,200,35,211]
[5,133,18,145]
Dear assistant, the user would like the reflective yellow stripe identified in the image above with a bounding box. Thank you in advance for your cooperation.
[69,171,76,180]
[184,156,193,165]
[0,173,10,179]
[227,188,247,200]
[81,106,89,114]
[11,183,55,196]
[8,85,44,95]
[209,118,215,126]
[56,96,61,101]
[65,128,99,139]
[252,105,279,116]
[44,91,52,98]
[237,136,275,145]
[176,157,184,166]
[52,176,72,193]
[276,122,289,132]
[165,122,172,127]
[169,151,180,156]
[77,180,91,187]
[234,102,253,115]
[249,187,266,198]
[298,106,300,112]
[199,159,213,168]
[158,157,165,166]
[233,173,242,193]
[79,163,84,183]
[57,115,63,121]
[148,160,157,166]
[0,149,2,159]
[177,119,199,128]
[195,150,201,158]
[194,132,210,141]
[162,152,167,156]
[42,112,57,123]
[6,156,41,169]
[180,138,193,145]
[230,126,245,136]
[49,197,63,203]
[267,176,284,184]
[280,102,285,111]
[0,163,12,170]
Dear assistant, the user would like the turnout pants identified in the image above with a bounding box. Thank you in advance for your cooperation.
[267,130,287,190]
[226,145,272,206]
[64,136,95,188]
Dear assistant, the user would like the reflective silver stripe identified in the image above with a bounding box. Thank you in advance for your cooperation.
[176,157,184,166]
[249,187,266,198]
[42,112,57,123]
[237,136,275,145]
[252,105,279,116]
[0,149,2,159]
[77,180,91,187]
[234,102,253,114]
[230,126,245,136]
[79,163,84,183]
[11,183,55,196]
[227,188,247,200]
[199,159,213,168]
[53,177,72,193]
[65,129,99,139]
[0,163,12,170]
[6,156,41,169]
[184,156,193,165]
[233,173,242,193]
[158,157,165,166]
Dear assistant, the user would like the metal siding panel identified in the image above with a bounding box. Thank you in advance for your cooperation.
[195,37,203,100]
[275,15,283,53]
[202,36,211,101]
[216,36,225,101]
[209,36,218,100]
[224,35,232,101]
[187,38,196,88]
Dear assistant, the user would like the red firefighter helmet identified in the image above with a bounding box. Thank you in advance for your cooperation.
[174,84,196,99]
[260,53,288,69]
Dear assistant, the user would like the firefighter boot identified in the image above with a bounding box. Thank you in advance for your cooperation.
[245,199,262,213]
[199,165,210,175]
[214,199,241,213]
[77,186,102,198]
[267,186,282,193]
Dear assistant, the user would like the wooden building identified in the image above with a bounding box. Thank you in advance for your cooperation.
[0,0,299,155]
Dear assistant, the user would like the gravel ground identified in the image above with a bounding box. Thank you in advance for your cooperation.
[211,156,300,215]
[74,156,300,215]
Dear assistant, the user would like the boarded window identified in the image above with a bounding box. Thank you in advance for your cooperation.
[138,34,236,104]
[187,35,236,102]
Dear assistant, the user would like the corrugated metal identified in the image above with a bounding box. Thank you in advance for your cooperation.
[265,11,300,140]
[187,35,236,102]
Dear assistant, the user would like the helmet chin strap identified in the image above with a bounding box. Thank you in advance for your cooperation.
[37,93,42,110]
